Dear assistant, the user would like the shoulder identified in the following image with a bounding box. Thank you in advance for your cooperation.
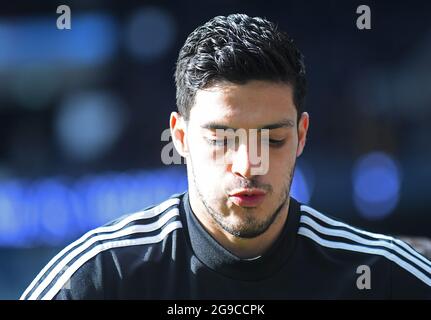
[20,193,185,300]
[297,203,431,291]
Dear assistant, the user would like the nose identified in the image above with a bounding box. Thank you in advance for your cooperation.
[230,143,254,179]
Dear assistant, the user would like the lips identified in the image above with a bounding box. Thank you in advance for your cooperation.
[229,189,266,207]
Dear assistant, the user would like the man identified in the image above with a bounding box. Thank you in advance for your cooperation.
[21,13,430,300]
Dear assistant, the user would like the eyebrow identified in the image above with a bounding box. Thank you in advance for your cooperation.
[200,119,295,130]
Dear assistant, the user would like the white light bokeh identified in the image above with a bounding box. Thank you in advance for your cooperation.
[55,91,127,162]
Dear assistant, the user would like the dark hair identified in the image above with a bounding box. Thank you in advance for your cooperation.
[174,13,307,121]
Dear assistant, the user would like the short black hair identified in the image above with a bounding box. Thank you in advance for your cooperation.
[174,13,307,121]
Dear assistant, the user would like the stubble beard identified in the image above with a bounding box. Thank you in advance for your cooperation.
[190,161,296,239]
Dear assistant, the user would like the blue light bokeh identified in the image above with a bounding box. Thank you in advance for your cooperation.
[0,168,188,247]
[353,152,401,220]
[0,13,118,69]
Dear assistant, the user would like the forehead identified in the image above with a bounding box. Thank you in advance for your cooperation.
[189,80,297,128]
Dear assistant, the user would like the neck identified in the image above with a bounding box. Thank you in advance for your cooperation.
[189,189,290,259]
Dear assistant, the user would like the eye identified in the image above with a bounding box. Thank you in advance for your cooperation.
[268,139,286,146]
[205,137,228,146]
[205,137,286,147]
[269,139,284,144]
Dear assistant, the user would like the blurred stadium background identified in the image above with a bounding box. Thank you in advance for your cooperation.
[1,0,430,299]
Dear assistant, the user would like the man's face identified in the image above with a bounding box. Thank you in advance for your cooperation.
[174,80,308,238]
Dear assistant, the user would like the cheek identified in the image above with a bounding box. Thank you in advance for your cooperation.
[190,141,226,181]
[267,149,296,179]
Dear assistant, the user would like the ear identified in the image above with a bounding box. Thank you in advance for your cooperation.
[170,112,189,157]
[296,112,309,157]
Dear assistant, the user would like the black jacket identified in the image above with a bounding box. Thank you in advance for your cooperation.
[21,191,431,299]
